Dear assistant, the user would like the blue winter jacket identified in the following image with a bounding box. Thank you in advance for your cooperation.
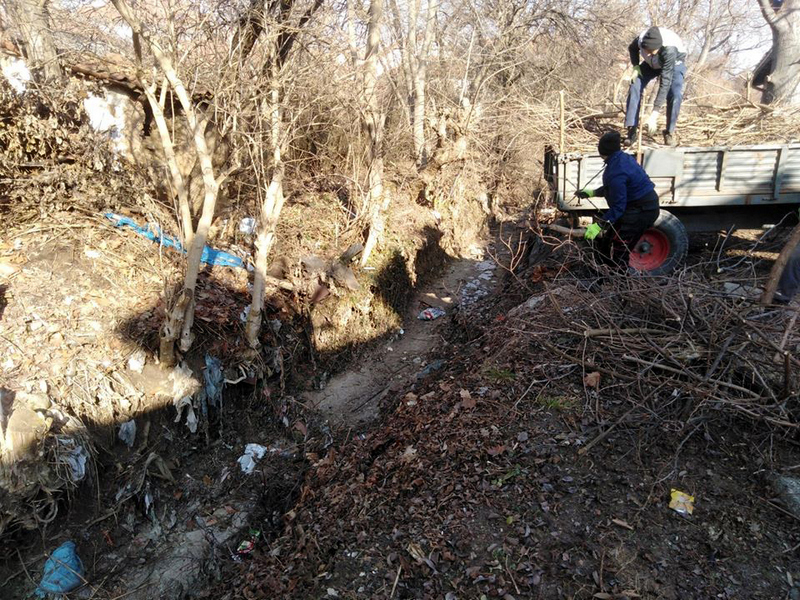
[592,151,657,224]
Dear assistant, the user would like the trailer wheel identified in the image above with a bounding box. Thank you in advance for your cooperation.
[629,210,688,276]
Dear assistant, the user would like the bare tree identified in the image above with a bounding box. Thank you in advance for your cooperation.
[110,0,228,366]
[388,0,437,167]
[757,0,800,104]
[244,0,323,350]
[350,0,388,267]
[3,0,61,81]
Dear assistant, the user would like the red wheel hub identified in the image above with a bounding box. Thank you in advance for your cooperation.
[629,228,670,271]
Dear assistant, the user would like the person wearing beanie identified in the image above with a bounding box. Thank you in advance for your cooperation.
[577,131,660,269]
[623,26,687,148]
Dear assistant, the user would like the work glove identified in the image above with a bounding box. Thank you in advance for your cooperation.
[624,64,642,83]
[584,223,602,240]
[645,110,659,135]
[576,188,595,199]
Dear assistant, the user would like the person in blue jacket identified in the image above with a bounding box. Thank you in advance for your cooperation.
[577,131,660,268]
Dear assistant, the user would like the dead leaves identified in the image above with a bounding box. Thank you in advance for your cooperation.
[459,389,476,409]
[583,371,601,388]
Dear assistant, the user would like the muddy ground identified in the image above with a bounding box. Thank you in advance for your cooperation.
[2,222,800,600]
[214,227,800,600]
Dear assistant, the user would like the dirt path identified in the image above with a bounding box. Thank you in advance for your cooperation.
[303,252,500,427]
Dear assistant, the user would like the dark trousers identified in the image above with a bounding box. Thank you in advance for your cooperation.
[625,62,686,133]
[776,245,800,303]
[596,194,660,268]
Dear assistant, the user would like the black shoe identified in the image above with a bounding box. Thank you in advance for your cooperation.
[663,131,677,147]
[623,127,637,147]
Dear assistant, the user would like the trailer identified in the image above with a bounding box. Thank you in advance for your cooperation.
[545,144,800,274]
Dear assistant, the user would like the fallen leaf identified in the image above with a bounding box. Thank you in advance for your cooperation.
[593,594,613,599]
[584,371,601,388]
[401,445,417,462]
[203,474,212,486]
[407,541,426,563]
[487,445,506,456]
[293,421,308,436]
[460,389,476,409]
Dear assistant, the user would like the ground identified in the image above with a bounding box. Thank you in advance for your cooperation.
[2,214,800,600]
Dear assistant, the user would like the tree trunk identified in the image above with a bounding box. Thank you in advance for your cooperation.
[6,0,62,82]
[758,0,800,104]
[359,0,387,267]
[246,58,286,350]
[112,0,222,362]
[411,0,436,168]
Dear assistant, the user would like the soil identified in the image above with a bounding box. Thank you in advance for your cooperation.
[214,226,800,600]
[3,217,800,600]
[304,253,500,427]
[0,214,500,599]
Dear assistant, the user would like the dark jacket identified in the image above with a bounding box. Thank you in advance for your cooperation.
[592,151,657,224]
[628,27,687,109]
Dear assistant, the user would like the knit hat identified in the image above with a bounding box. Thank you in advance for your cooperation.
[641,27,662,51]
[598,131,621,156]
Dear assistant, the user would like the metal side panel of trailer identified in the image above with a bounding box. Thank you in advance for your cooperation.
[549,144,800,212]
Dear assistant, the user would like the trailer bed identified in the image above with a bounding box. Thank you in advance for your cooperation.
[548,144,800,212]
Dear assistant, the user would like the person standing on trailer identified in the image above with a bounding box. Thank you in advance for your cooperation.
[623,26,687,148]
[578,131,660,269]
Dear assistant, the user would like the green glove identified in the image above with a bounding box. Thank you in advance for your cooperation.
[576,188,595,199]
[584,223,602,240]
[633,64,642,77]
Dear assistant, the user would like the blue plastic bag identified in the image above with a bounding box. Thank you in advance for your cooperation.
[105,213,245,269]
[36,541,84,597]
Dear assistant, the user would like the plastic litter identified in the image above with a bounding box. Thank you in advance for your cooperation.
[57,439,88,483]
[233,528,261,560]
[105,213,245,269]
[36,541,84,597]
[118,420,136,448]
[239,217,256,235]
[669,489,695,515]
[418,307,446,321]
[170,363,201,433]
[237,443,268,474]
[202,355,224,412]
[127,350,146,373]
[416,359,446,380]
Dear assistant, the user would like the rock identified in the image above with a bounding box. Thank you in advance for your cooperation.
[1,392,49,464]
[267,256,291,279]
[301,255,326,274]
[330,261,360,290]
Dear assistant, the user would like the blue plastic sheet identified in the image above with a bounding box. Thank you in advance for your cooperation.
[36,541,84,597]
[105,212,245,269]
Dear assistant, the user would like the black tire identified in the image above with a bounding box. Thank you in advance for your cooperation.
[630,209,688,276]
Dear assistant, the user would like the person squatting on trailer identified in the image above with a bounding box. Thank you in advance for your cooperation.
[578,131,660,269]
[623,26,687,148]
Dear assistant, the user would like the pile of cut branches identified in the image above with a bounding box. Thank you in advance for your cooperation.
[507,234,800,431]
[560,98,800,152]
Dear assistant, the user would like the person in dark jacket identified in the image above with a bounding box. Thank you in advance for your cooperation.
[578,131,660,268]
[624,26,687,148]
[774,244,800,304]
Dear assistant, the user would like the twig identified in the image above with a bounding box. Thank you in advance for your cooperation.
[622,354,762,399]
[15,548,36,586]
[578,405,637,456]
[584,328,666,338]
[390,564,402,598]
